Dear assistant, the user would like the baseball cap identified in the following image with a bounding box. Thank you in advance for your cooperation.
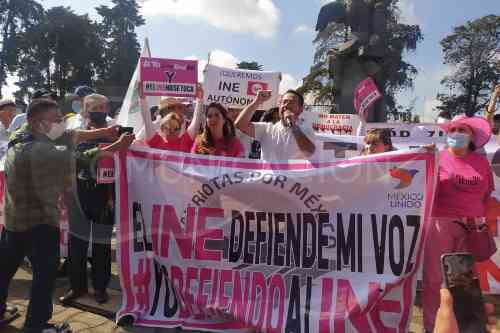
[33,89,57,100]
[74,86,96,98]
[0,98,16,109]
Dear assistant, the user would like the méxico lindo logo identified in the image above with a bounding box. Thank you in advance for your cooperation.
[388,167,423,209]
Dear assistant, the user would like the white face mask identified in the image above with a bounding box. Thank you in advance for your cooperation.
[45,121,67,141]
[72,101,81,114]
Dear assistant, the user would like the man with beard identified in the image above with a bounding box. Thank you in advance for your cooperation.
[235,90,316,161]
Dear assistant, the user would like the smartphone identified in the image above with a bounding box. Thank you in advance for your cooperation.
[441,252,488,333]
[118,126,134,135]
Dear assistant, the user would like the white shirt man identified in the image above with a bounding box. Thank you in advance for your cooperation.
[235,90,316,161]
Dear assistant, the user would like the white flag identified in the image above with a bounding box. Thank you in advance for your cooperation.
[116,38,156,138]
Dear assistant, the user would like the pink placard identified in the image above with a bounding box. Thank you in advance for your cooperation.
[97,145,116,184]
[140,58,198,97]
[354,77,382,117]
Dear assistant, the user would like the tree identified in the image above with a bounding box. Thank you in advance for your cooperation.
[0,0,44,97]
[436,15,500,116]
[299,0,423,114]
[96,0,145,89]
[15,6,104,98]
[237,61,263,71]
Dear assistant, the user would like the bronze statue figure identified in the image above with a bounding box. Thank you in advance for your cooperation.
[316,0,390,121]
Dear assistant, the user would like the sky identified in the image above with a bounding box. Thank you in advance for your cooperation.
[4,0,499,121]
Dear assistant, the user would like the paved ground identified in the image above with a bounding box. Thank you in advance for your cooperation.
[5,265,498,333]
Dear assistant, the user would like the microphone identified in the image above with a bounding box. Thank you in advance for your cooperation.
[284,113,294,128]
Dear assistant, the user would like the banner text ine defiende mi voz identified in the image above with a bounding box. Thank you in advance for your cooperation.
[129,170,423,331]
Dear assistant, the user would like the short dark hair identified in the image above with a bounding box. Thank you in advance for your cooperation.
[283,89,304,107]
[74,85,95,98]
[27,98,59,119]
[437,110,452,120]
[493,114,500,122]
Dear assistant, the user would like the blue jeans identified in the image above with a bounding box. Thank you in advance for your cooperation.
[0,224,60,330]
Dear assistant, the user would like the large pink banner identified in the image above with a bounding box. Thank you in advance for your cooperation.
[140,58,198,97]
[116,148,436,332]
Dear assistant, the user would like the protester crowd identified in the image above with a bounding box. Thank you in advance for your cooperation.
[0,83,499,333]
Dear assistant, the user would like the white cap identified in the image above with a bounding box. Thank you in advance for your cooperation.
[0,98,16,109]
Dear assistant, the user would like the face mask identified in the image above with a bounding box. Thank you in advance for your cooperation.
[89,112,107,126]
[45,121,67,141]
[72,101,81,114]
[446,132,471,149]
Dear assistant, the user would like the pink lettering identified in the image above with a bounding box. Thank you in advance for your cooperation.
[195,208,224,261]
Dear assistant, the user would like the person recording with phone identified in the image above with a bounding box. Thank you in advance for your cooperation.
[235,89,316,161]
[60,94,135,306]
[433,288,500,333]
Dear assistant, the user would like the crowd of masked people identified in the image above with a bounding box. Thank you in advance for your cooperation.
[0,83,499,332]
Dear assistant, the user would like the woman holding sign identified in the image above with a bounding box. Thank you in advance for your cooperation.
[146,84,203,152]
[147,83,204,152]
[191,102,244,157]
[423,115,495,332]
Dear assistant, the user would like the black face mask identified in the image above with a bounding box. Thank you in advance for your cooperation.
[89,112,107,126]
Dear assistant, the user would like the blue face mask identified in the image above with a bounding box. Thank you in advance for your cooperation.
[72,101,81,114]
[446,132,471,149]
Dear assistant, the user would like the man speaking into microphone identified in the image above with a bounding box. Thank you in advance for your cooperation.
[235,89,316,161]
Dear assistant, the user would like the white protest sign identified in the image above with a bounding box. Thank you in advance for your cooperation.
[204,64,280,109]
[365,123,446,147]
[308,113,361,135]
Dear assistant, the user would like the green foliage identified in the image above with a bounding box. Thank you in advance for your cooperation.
[15,6,104,98]
[0,0,145,100]
[96,0,145,89]
[436,15,500,116]
[0,0,44,97]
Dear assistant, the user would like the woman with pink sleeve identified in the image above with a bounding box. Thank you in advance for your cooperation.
[424,115,495,332]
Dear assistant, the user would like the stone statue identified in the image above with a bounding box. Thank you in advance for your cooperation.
[316,0,390,121]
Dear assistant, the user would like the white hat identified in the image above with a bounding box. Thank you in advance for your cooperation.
[0,98,16,109]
